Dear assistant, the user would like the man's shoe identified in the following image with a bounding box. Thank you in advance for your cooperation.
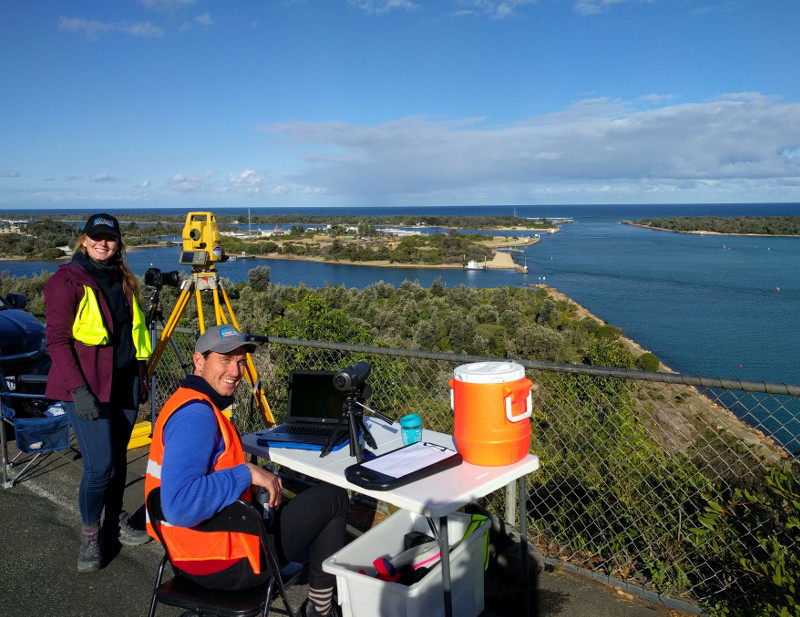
[117,511,152,546]
[77,529,102,572]
[301,598,342,617]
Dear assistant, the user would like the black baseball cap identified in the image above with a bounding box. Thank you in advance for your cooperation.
[83,212,121,239]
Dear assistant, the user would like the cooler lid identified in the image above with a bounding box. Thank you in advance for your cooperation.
[453,362,525,384]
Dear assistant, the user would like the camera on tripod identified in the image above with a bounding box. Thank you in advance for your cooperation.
[179,211,228,268]
[322,361,393,461]
[144,267,181,289]
[333,361,371,392]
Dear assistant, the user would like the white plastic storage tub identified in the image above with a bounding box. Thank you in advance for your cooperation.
[323,509,489,617]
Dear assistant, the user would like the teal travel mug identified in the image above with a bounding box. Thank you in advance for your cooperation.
[400,413,422,445]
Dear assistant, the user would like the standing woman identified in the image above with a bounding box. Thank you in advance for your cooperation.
[44,213,153,572]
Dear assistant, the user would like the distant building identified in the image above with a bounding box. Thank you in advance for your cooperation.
[378,227,424,238]
[0,220,25,234]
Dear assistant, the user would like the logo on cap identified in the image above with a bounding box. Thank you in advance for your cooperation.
[93,217,116,228]
[218,326,244,341]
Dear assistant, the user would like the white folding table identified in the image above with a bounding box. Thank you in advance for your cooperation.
[242,417,540,617]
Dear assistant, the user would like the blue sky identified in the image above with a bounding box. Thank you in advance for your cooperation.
[2,0,799,210]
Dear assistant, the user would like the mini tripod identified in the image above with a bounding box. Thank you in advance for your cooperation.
[320,384,393,462]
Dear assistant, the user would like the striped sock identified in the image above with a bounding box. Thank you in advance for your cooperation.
[308,585,334,616]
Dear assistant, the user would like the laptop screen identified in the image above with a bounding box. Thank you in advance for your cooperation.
[286,370,347,424]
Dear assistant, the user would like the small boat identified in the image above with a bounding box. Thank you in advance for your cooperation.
[229,251,254,262]
[464,259,487,271]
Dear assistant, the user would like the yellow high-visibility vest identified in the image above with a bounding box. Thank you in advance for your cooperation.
[72,285,152,360]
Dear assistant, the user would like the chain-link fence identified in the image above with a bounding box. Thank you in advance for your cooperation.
[149,327,800,613]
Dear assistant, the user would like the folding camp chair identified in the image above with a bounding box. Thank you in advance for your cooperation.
[146,487,302,617]
[1,373,81,489]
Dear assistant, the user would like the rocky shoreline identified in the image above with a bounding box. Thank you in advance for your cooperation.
[544,286,787,463]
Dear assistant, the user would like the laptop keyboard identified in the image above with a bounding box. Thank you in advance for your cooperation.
[272,424,332,436]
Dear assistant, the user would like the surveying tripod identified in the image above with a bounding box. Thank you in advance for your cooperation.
[145,265,276,426]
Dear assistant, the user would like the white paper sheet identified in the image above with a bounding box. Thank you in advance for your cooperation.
[359,441,457,478]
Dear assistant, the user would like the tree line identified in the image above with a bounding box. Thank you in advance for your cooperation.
[629,216,800,235]
[220,228,496,266]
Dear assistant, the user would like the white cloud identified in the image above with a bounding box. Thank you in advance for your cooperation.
[452,0,537,19]
[347,0,420,15]
[257,93,800,202]
[139,0,196,10]
[26,190,151,205]
[637,93,678,104]
[170,170,218,193]
[58,17,111,37]
[58,17,164,38]
[227,169,264,193]
[573,0,636,17]
[194,12,214,28]
[90,173,119,183]
[2,171,20,178]
[125,21,164,37]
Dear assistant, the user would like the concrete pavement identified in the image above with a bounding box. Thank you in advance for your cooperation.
[0,438,696,617]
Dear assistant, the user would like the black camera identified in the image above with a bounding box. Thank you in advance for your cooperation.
[333,361,371,392]
[144,267,181,288]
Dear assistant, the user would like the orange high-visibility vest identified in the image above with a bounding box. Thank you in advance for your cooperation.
[144,387,260,573]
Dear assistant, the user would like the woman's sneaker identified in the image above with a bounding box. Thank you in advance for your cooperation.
[117,511,152,546]
[78,528,102,572]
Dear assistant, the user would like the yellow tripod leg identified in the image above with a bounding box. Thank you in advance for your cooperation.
[196,287,206,333]
[221,288,241,331]
[213,287,227,325]
[218,287,275,426]
[244,354,275,426]
[147,284,193,379]
[136,281,193,449]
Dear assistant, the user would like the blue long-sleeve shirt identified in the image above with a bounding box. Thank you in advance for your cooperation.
[160,394,252,528]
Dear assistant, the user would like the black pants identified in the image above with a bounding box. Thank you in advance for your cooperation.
[184,482,349,591]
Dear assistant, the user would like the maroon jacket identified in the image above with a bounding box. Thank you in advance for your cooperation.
[43,261,144,403]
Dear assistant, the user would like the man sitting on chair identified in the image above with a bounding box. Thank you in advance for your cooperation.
[145,325,348,617]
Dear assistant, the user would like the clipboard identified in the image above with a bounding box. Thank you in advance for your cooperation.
[344,441,462,490]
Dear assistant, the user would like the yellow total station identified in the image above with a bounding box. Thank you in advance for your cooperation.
[146,211,275,425]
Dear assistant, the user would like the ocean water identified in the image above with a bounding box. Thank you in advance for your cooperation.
[2,204,798,388]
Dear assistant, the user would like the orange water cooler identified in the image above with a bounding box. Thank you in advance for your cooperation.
[449,362,533,466]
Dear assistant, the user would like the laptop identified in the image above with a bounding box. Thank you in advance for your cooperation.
[256,369,350,450]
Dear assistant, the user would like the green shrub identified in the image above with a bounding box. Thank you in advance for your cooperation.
[41,247,64,260]
[638,352,660,371]
[691,465,800,616]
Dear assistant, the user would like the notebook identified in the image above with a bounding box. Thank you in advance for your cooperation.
[256,369,350,450]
